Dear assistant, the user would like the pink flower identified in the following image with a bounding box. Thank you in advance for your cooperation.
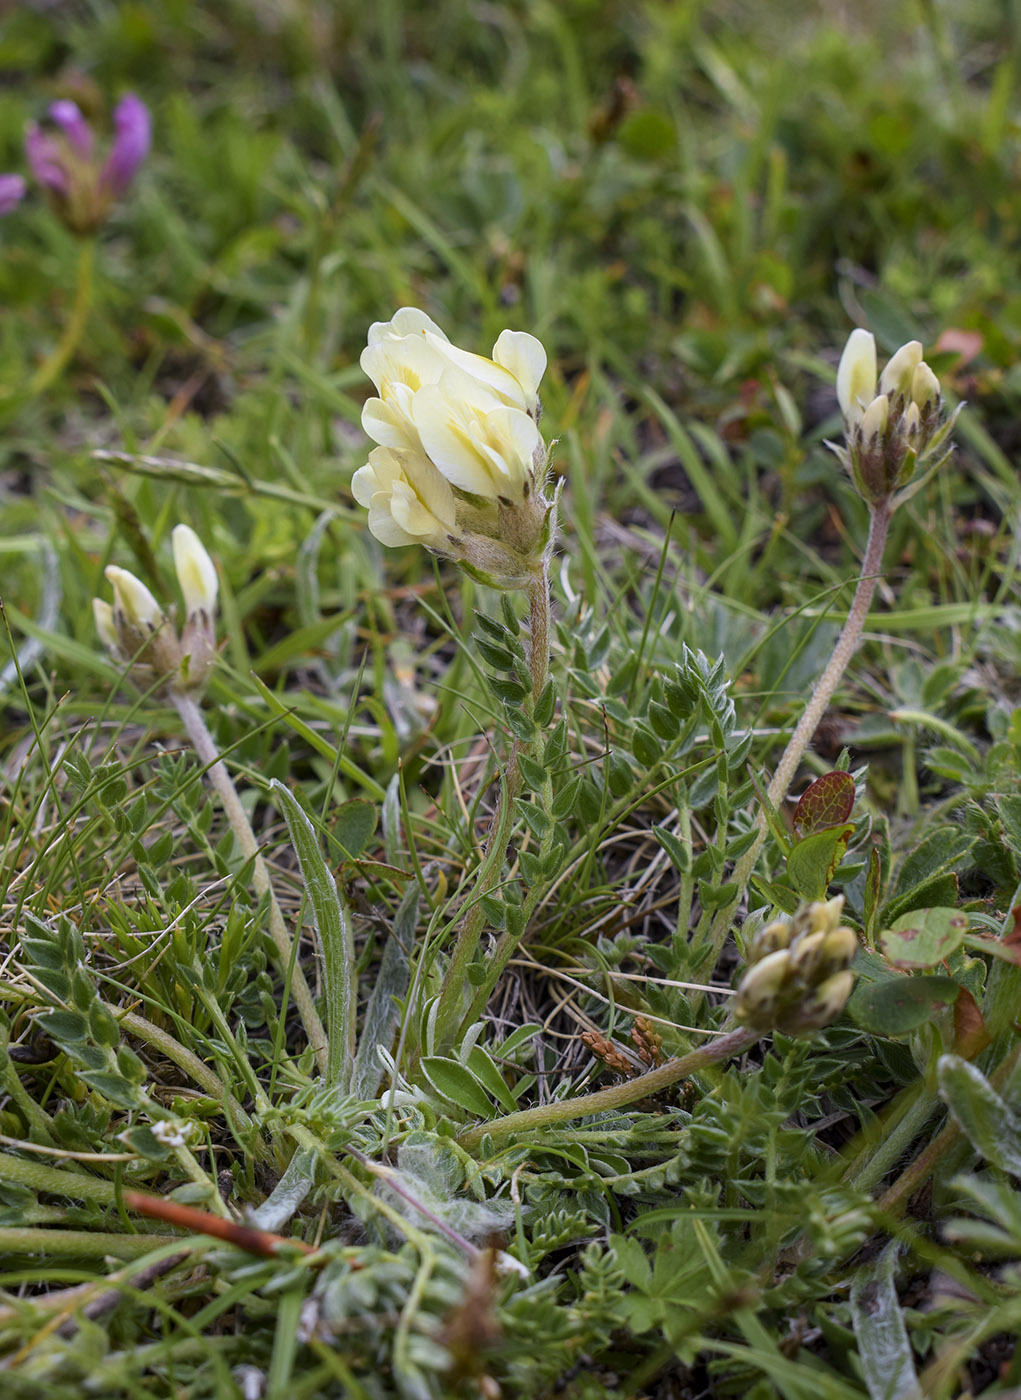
[23,93,151,233]
[0,173,26,216]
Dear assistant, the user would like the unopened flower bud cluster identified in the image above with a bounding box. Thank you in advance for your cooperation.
[734,896,858,1035]
[353,308,555,591]
[832,330,958,506]
[93,524,218,694]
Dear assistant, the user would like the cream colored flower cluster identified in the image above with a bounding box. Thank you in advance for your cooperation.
[734,896,858,1035]
[352,308,553,590]
[93,525,218,693]
[833,330,955,506]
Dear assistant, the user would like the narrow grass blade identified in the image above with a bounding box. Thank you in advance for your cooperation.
[351,887,413,1099]
[272,780,354,1092]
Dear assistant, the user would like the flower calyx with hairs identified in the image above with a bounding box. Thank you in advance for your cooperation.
[734,896,858,1035]
[830,329,962,509]
[94,524,218,694]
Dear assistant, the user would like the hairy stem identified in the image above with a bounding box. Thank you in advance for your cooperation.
[0,1227,177,1259]
[709,500,892,951]
[433,566,553,1050]
[458,1024,758,1153]
[29,237,96,396]
[461,570,555,1027]
[171,690,329,1075]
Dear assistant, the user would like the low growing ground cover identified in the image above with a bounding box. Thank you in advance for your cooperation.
[2,3,1021,1396]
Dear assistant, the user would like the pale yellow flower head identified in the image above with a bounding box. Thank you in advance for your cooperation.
[355,308,555,590]
[351,446,457,551]
[831,327,957,507]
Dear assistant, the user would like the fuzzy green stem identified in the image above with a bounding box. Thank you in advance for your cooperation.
[2,1057,57,1146]
[843,1079,939,1196]
[29,237,96,396]
[0,1149,119,1205]
[458,1024,758,1153]
[171,690,329,1075]
[433,567,553,1050]
[709,501,892,952]
[461,571,555,1028]
[0,1227,178,1258]
[878,1042,1021,1217]
[117,1010,247,1117]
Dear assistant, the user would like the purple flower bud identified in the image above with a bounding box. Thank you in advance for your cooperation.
[49,100,94,158]
[25,122,71,196]
[101,93,151,197]
[0,173,26,215]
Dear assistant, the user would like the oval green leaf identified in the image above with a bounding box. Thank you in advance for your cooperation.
[879,906,968,970]
[850,974,960,1036]
[420,1056,495,1118]
[786,824,854,901]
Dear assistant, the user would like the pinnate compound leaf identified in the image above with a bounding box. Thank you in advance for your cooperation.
[850,1240,923,1400]
[938,1054,1021,1175]
[879,907,968,969]
[792,771,855,838]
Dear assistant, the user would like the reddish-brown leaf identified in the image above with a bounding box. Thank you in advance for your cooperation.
[953,986,992,1060]
[792,771,856,838]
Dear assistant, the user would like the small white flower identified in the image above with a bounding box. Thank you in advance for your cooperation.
[878,340,922,400]
[105,565,165,631]
[835,328,877,425]
[92,598,119,653]
[859,393,889,443]
[150,1118,190,1148]
[172,524,218,621]
[412,366,543,501]
[352,446,458,549]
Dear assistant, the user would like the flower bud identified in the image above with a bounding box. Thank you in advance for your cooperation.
[788,930,828,979]
[836,329,876,425]
[821,924,859,970]
[910,361,941,418]
[878,340,922,403]
[808,896,846,936]
[859,393,889,444]
[92,598,118,653]
[734,949,792,1030]
[172,524,218,622]
[799,970,855,1031]
[749,918,792,963]
[106,565,164,631]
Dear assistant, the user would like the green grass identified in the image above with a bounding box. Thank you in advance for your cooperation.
[2,2,1021,1397]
